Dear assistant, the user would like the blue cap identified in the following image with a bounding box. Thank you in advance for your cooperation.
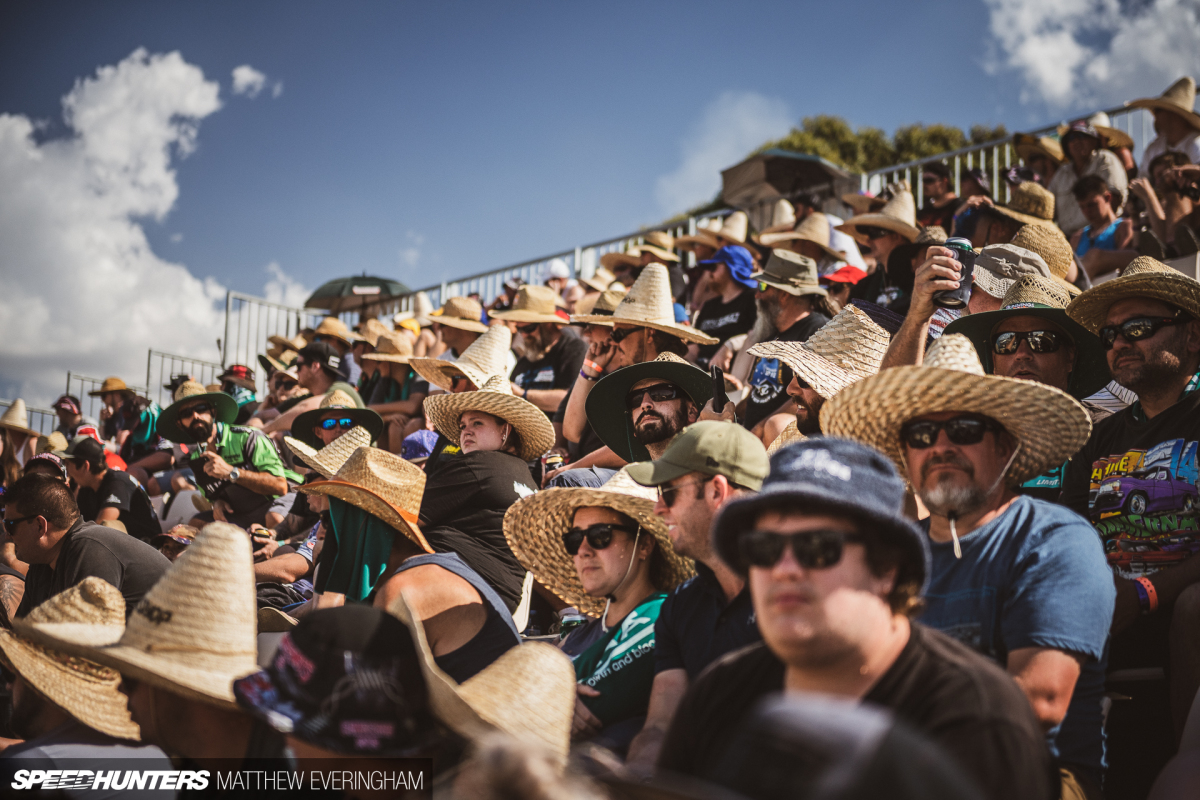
[672,302,689,323]
[713,436,929,593]
[700,245,758,290]
[401,429,439,463]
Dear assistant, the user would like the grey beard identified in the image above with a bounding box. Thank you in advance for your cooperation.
[921,481,988,518]
[752,298,779,342]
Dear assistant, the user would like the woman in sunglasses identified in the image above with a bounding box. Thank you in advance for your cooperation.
[504,468,694,753]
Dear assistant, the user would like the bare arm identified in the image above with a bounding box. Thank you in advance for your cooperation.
[1112,555,1200,635]
[880,246,961,369]
[1007,646,1083,731]
[625,669,690,774]
[254,552,310,584]
[563,337,618,442]
[95,507,121,522]
[514,387,568,414]
[263,394,323,434]
[1081,248,1138,279]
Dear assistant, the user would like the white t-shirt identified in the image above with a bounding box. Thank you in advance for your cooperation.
[825,213,868,269]
[1139,130,1200,176]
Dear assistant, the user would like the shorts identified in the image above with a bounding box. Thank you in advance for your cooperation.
[547,467,617,489]
[269,492,298,519]
[155,468,196,488]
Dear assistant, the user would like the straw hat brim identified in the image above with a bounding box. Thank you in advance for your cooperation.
[422,391,556,462]
[638,244,680,263]
[408,358,493,393]
[0,632,139,740]
[301,479,433,554]
[87,385,134,398]
[258,353,289,374]
[361,351,412,364]
[1094,125,1134,150]
[290,407,382,450]
[944,307,1111,399]
[1066,270,1200,334]
[284,426,372,478]
[503,487,693,616]
[599,252,643,270]
[836,215,920,244]
[158,392,239,443]
[584,360,713,463]
[1013,134,1064,165]
[985,204,1054,228]
[581,276,614,293]
[0,420,34,436]
[571,314,718,345]
[767,420,805,455]
[430,316,488,333]
[257,607,298,632]
[673,232,722,250]
[488,308,569,325]
[819,365,1092,486]
[756,231,845,262]
[1125,98,1200,133]
[749,341,861,400]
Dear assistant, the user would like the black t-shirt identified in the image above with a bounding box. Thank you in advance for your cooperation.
[742,313,829,429]
[654,562,760,679]
[16,519,172,620]
[918,198,958,232]
[419,450,539,612]
[694,289,757,362]
[76,470,160,543]
[658,623,1054,800]
[511,331,587,417]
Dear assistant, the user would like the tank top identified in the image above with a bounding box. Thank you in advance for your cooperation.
[1074,218,1121,258]
[391,552,519,682]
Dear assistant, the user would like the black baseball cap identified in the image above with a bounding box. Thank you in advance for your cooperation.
[297,342,349,381]
[56,434,106,468]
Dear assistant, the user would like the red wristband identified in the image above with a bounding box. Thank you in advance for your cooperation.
[583,359,604,376]
[1135,577,1158,612]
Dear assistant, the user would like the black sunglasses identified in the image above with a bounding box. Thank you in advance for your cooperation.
[1098,314,1190,350]
[900,416,1002,450]
[657,477,711,508]
[273,379,298,391]
[179,403,212,420]
[857,225,893,240]
[739,529,863,570]
[517,323,540,335]
[610,326,641,344]
[626,383,682,410]
[991,330,1065,355]
[2,515,38,534]
[562,523,635,556]
[319,417,356,431]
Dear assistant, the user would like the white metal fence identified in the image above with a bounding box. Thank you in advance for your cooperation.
[64,373,150,421]
[0,400,57,436]
[145,350,225,408]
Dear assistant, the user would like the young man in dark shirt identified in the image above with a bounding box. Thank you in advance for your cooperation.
[4,474,170,620]
[493,285,587,419]
[694,245,759,364]
[58,435,160,542]
[659,438,1054,800]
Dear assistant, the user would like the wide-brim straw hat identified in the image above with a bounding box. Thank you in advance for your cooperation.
[490,285,571,325]
[285,425,373,479]
[836,191,920,243]
[1067,256,1200,333]
[1126,76,1200,133]
[599,249,644,271]
[2,578,135,740]
[714,211,749,245]
[503,469,695,617]
[758,213,845,262]
[1013,133,1065,165]
[841,193,887,215]
[258,349,298,375]
[767,420,805,455]
[754,199,798,240]
[361,330,414,363]
[585,353,713,463]
[87,377,135,398]
[572,287,627,322]
[431,296,489,333]
[410,323,512,392]
[945,275,1111,400]
[394,291,435,327]
[423,375,556,462]
[30,523,260,710]
[573,264,719,345]
[986,181,1056,227]
[1058,112,1134,150]
[256,607,298,633]
[1009,223,1076,281]
[581,266,619,293]
[821,333,1092,486]
[313,316,356,348]
[357,318,391,349]
[0,399,34,436]
[302,446,433,553]
[291,388,382,450]
[157,381,239,444]
[387,593,576,767]
[748,304,890,400]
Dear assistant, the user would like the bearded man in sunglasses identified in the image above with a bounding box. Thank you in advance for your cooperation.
[657,438,1054,800]
[1062,257,1200,743]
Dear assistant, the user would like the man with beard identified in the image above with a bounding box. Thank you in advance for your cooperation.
[823,333,1113,800]
[157,382,300,530]
[1061,258,1200,743]
[492,285,586,418]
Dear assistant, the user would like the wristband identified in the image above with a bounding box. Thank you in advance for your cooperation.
[584,359,605,376]
[1134,576,1158,613]
[579,369,599,382]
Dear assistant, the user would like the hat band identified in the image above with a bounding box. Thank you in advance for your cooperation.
[142,643,258,656]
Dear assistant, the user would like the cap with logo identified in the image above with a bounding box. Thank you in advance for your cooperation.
[298,341,349,381]
[625,420,769,491]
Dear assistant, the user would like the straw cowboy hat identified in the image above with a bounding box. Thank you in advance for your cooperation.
[836,190,920,244]
[887,226,948,279]
[490,285,572,325]
[1056,112,1134,151]
[946,274,1111,400]
[410,322,513,392]
[301,446,434,553]
[581,265,619,293]
[1066,255,1200,334]
[393,291,435,327]
[841,192,887,216]
[986,181,1056,227]
[0,400,34,437]
[291,388,383,450]
[767,420,805,455]
[758,213,846,262]
[1127,76,1200,133]
[1013,133,1065,165]
[87,377,136,398]
[285,425,373,479]
[571,287,628,324]
[423,375,556,462]
[754,199,798,240]
[361,330,413,363]
[821,333,1093,486]
[503,468,695,617]
[39,431,69,455]
[157,380,239,444]
[1009,223,1077,282]
[312,316,356,348]
[258,349,298,375]
[388,592,576,766]
[586,353,713,463]
[674,217,725,251]
[599,248,644,272]
[31,523,260,709]
[356,318,391,348]
[1,578,135,740]
[268,334,307,352]
[638,231,681,263]
[430,296,488,333]
[748,303,890,401]
[714,211,749,245]
[573,263,719,345]
[752,249,828,297]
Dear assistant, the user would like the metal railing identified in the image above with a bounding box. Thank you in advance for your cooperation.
[64,373,149,420]
[222,291,325,393]
[145,350,225,408]
[0,400,57,437]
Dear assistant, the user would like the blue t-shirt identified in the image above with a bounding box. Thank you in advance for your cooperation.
[919,495,1114,785]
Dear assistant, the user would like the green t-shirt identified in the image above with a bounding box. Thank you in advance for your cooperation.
[574,592,666,728]
[188,424,302,509]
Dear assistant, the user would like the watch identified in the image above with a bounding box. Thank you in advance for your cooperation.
[228,468,241,483]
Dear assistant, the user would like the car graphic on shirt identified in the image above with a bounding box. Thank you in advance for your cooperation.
[1094,466,1199,517]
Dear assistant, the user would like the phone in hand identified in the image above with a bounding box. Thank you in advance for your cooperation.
[710,366,729,413]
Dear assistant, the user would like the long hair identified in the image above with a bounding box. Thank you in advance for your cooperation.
[0,430,20,489]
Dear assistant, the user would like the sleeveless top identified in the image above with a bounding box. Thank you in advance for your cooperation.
[1074,218,1121,258]
[392,552,520,682]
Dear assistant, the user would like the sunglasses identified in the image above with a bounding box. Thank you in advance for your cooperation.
[2,515,38,534]
[610,326,641,344]
[626,383,682,409]
[738,529,863,570]
[179,403,212,420]
[900,416,1002,450]
[657,477,711,508]
[1098,314,1190,350]
[991,330,1064,356]
[450,374,472,389]
[273,379,298,391]
[857,226,893,240]
[319,417,356,431]
[562,523,636,556]
[517,323,540,335]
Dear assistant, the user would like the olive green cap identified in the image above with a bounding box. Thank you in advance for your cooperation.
[625,421,769,491]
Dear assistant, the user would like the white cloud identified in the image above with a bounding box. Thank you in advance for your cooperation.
[983,0,1200,110]
[400,231,423,268]
[263,261,310,308]
[232,64,283,100]
[169,232,183,243]
[655,91,792,215]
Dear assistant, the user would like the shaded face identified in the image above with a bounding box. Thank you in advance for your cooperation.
[121,678,163,749]
[582,323,612,347]
[271,374,303,401]
[439,326,478,355]
[63,458,88,485]
[785,374,824,435]
[102,392,124,410]
[868,231,905,264]
[922,173,950,197]
[967,285,1004,315]
[351,341,372,366]
[753,288,784,332]
[973,215,1024,248]
[8,675,50,740]
[748,511,894,669]
[158,541,189,562]
[990,315,1075,391]
[448,373,476,394]
[611,325,649,370]
[628,378,694,446]
[314,410,355,446]
[520,322,560,355]
[570,506,645,597]
[1076,191,1113,227]
[4,506,50,564]
[903,411,1015,518]
[293,358,324,391]
[652,472,714,562]
[178,401,215,441]
[693,244,718,262]
[459,410,508,454]
[1067,136,1098,164]
[1104,298,1199,391]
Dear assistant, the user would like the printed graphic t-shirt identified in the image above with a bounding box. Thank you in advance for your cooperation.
[511,333,587,418]
[572,593,666,727]
[742,313,829,430]
[76,469,160,542]
[694,289,757,363]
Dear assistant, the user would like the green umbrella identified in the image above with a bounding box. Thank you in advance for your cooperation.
[304,274,411,315]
